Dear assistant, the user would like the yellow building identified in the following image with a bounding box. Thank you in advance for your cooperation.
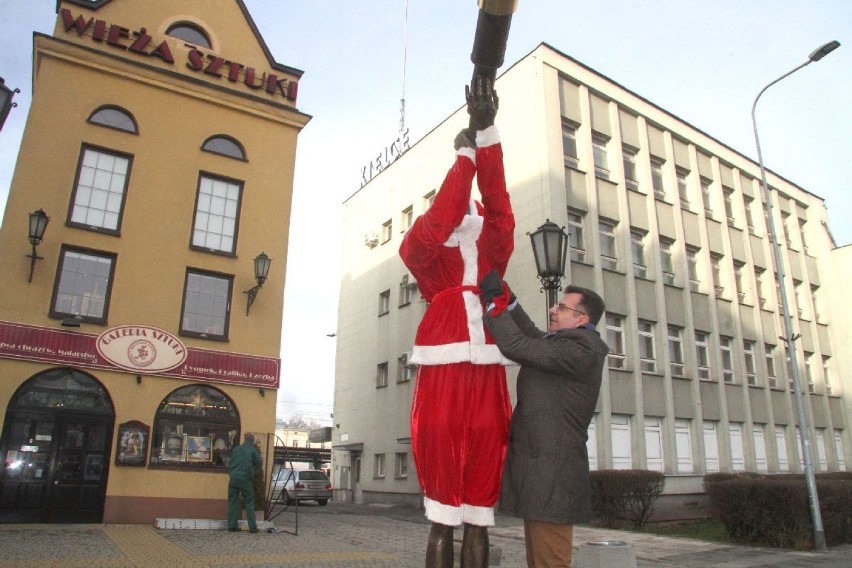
[0,0,309,523]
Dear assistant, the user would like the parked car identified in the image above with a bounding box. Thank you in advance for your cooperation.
[272,468,332,506]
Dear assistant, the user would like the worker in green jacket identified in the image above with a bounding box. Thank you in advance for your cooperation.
[228,432,262,532]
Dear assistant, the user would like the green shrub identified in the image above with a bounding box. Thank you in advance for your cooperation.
[704,472,852,549]
[590,469,665,529]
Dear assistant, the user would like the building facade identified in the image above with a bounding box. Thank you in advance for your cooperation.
[332,43,848,509]
[0,0,309,523]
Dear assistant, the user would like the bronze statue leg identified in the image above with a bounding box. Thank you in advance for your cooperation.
[426,522,454,568]
[461,523,489,568]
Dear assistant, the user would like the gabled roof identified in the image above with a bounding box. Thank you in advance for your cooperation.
[56,0,303,77]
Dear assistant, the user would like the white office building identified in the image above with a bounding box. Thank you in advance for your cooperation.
[331,43,849,511]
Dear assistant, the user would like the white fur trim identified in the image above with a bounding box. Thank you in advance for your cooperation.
[410,343,516,366]
[463,504,496,527]
[464,291,486,345]
[476,125,500,148]
[459,241,479,287]
[456,146,476,163]
[424,497,463,526]
[423,498,496,527]
[443,214,483,249]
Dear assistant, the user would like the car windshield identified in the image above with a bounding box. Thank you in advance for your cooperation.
[300,471,328,481]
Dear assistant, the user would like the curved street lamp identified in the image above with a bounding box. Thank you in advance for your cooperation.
[751,39,840,553]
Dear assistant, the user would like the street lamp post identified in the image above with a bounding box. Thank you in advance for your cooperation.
[750,39,840,553]
[528,219,569,322]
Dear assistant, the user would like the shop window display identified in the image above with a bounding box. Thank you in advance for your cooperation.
[150,385,240,469]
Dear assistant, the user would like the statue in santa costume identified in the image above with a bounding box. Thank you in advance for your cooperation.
[399,76,514,568]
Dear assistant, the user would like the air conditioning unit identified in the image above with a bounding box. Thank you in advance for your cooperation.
[401,274,418,290]
[364,231,379,248]
[400,351,416,368]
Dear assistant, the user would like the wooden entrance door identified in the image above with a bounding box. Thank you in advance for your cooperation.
[0,368,114,523]
[0,413,112,523]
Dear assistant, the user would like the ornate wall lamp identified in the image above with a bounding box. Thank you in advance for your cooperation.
[0,77,20,133]
[27,209,50,283]
[528,219,569,322]
[243,252,271,315]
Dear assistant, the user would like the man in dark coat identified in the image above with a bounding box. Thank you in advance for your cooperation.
[227,432,262,533]
[480,271,609,567]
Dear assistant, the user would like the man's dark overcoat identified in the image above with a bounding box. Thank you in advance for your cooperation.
[484,301,609,524]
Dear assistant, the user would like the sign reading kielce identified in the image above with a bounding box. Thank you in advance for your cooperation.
[0,321,278,388]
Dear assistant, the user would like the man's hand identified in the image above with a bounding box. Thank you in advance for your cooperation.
[479,270,504,306]
[466,75,498,132]
[454,128,475,151]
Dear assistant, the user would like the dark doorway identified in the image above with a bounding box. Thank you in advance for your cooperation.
[0,368,114,523]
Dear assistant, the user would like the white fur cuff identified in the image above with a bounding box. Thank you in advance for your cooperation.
[457,147,476,163]
[476,125,500,148]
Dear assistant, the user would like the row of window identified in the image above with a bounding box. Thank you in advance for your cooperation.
[378,275,419,316]
[372,451,409,479]
[373,281,832,392]
[604,314,834,392]
[563,119,811,252]
[365,419,847,482]
[72,140,246,254]
[370,191,435,249]
[376,353,416,388]
[50,106,251,339]
[593,415,846,474]
[567,208,823,318]
[52,244,232,340]
[371,302,835,393]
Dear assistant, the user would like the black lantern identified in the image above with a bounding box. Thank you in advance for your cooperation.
[244,252,272,315]
[27,209,50,283]
[528,219,568,318]
[0,77,20,133]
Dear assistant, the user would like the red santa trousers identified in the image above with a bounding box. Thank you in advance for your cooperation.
[410,360,512,527]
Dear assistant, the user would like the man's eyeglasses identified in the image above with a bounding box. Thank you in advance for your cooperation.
[556,303,587,317]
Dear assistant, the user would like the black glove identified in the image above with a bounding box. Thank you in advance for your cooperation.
[466,75,498,132]
[479,270,505,305]
[454,128,475,151]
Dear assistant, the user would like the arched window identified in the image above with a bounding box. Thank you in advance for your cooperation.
[9,368,113,414]
[201,135,247,161]
[166,23,212,49]
[150,385,240,469]
[88,106,138,134]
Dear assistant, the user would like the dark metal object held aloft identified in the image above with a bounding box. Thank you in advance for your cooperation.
[470,0,519,81]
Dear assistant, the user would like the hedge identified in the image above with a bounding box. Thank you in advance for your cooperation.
[704,472,852,549]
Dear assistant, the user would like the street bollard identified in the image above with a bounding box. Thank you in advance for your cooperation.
[575,539,637,568]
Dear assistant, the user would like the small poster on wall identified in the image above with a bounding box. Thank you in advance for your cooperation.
[115,421,149,466]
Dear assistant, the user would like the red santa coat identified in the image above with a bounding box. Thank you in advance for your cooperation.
[400,126,515,366]
[399,125,514,527]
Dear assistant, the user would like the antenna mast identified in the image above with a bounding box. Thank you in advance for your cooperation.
[399,0,409,137]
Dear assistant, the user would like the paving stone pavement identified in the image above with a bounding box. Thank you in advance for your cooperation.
[0,501,850,567]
